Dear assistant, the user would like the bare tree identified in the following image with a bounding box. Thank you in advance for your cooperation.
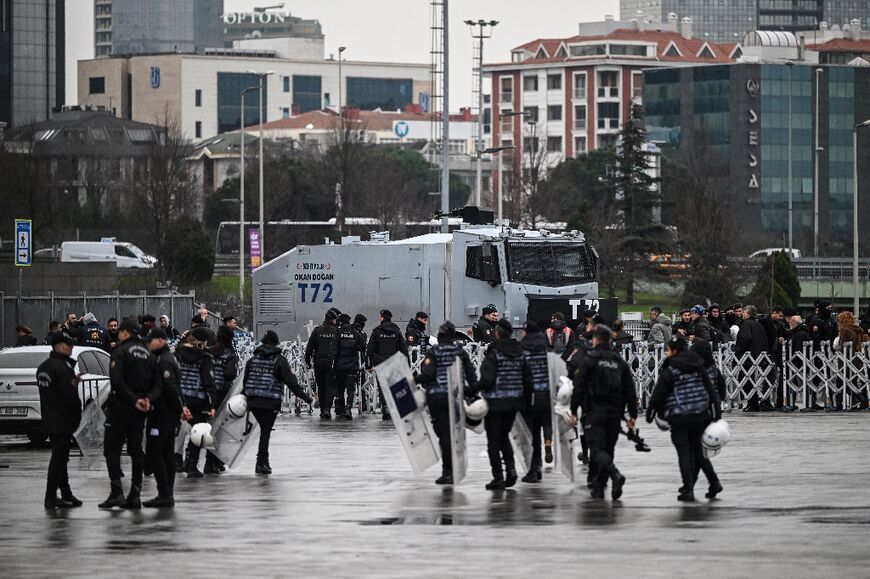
[519,121,552,228]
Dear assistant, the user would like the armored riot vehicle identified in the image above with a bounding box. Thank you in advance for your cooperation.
[252,207,610,340]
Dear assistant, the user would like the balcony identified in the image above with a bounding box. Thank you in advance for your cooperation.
[597,86,619,99]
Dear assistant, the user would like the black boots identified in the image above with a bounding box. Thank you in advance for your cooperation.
[485,479,506,490]
[186,448,203,478]
[705,480,724,499]
[544,441,553,464]
[98,480,126,509]
[59,486,83,507]
[203,453,223,475]
[174,453,184,473]
[435,473,453,485]
[521,469,542,483]
[255,457,272,475]
[611,471,626,500]
[124,485,141,509]
[44,496,76,509]
[677,487,695,502]
[505,467,518,488]
[143,495,175,508]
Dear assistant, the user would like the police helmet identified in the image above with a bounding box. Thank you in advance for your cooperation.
[190,423,214,448]
[464,396,489,421]
[226,394,248,419]
[701,420,731,459]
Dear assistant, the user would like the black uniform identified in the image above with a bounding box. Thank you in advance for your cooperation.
[146,345,184,502]
[206,342,239,469]
[566,334,594,462]
[647,350,720,500]
[37,351,82,505]
[104,336,159,497]
[405,318,429,363]
[79,321,109,351]
[367,319,408,418]
[570,344,638,497]
[175,345,216,474]
[415,338,477,481]
[520,331,552,478]
[305,321,340,416]
[244,344,313,471]
[477,337,533,486]
[472,316,496,344]
[333,322,366,418]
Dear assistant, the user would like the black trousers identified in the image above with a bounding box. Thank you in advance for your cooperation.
[251,407,278,463]
[429,401,452,476]
[484,409,517,480]
[46,434,72,498]
[522,405,553,470]
[185,400,211,467]
[333,369,357,415]
[146,413,178,497]
[104,410,146,486]
[314,361,334,413]
[670,419,707,492]
[585,416,621,490]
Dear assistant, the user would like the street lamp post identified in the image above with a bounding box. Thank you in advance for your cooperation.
[814,68,823,257]
[338,46,346,122]
[239,85,259,302]
[465,19,498,207]
[247,71,274,261]
[787,61,794,254]
[853,119,870,314]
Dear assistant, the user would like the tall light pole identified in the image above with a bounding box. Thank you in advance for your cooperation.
[247,70,274,261]
[787,61,794,254]
[814,67,823,257]
[240,84,260,302]
[465,19,498,207]
[440,0,450,233]
[853,119,870,315]
[338,46,346,121]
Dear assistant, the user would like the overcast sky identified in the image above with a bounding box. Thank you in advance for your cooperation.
[66,0,620,110]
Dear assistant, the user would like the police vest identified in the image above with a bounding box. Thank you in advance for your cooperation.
[546,327,571,353]
[663,367,710,419]
[213,349,234,392]
[489,351,524,400]
[245,355,283,401]
[429,343,462,396]
[179,359,207,401]
[523,350,549,393]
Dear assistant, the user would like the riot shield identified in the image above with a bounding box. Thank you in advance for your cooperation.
[210,374,260,469]
[509,413,534,475]
[446,359,468,485]
[174,421,191,455]
[73,395,108,470]
[375,353,440,474]
[548,352,575,481]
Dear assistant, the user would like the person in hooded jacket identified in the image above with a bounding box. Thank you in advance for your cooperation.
[611,319,635,351]
[545,312,573,354]
[366,309,409,421]
[476,319,533,490]
[647,307,673,346]
[159,315,180,340]
[569,324,637,500]
[205,325,239,473]
[244,330,313,474]
[689,306,712,343]
[37,332,84,508]
[519,321,552,482]
[415,321,478,485]
[175,327,216,478]
[77,312,109,351]
[305,310,340,420]
[687,339,725,499]
[144,328,187,508]
[405,311,430,363]
[806,300,837,350]
[707,304,730,344]
[334,313,367,420]
[647,336,721,502]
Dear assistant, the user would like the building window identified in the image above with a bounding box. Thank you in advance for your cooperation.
[217,72,266,134]
[597,70,619,98]
[547,105,562,121]
[500,77,513,103]
[195,121,202,139]
[573,73,587,99]
[283,76,290,93]
[346,77,413,110]
[632,72,644,100]
[570,44,606,57]
[546,136,562,152]
[547,74,562,90]
[282,107,290,118]
[574,136,587,155]
[195,89,202,107]
[523,106,539,123]
[324,93,331,106]
[292,75,322,113]
[89,77,106,95]
[574,105,587,130]
[523,75,538,91]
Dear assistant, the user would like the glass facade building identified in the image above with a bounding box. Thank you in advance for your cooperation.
[292,75,321,113]
[217,72,266,134]
[346,78,413,111]
[643,63,870,251]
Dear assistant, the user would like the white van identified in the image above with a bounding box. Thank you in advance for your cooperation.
[60,239,157,269]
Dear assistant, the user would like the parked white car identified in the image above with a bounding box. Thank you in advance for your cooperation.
[0,346,111,443]
[60,240,157,269]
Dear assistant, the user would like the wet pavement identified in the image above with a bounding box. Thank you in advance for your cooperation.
[2,412,869,577]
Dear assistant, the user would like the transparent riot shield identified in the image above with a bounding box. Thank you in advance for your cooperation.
[447,359,468,485]
[210,374,260,469]
[548,352,575,481]
[375,352,440,474]
[174,421,191,455]
[509,413,534,475]
[73,391,109,470]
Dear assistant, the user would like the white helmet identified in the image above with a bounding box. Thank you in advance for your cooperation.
[556,376,573,405]
[701,420,731,459]
[654,415,670,431]
[226,394,248,418]
[464,396,489,421]
[190,423,215,449]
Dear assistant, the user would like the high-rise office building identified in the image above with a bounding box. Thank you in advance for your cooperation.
[757,0,823,32]
[94,0,223,58]
[0,0,65,127]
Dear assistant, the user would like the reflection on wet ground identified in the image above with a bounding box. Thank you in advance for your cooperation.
[2,413,870,576]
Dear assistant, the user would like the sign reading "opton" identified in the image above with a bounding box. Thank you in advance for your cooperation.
[223,12,287,24]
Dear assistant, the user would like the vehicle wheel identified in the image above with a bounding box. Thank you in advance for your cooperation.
[27,432,48,445]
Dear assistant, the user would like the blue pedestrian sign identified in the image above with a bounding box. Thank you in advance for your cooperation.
[15,219,31,267]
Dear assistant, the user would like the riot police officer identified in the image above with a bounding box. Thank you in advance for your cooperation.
[175,327,216,478]
[99,318,159,510]
[37,332,83,508]
[334,313,366,420]
[405,311,430,363]
[305,310,340,420]
[415,321,478,485]
[569,324,637,500]
[477,319,532,490]
[244,330,313,475]
[472,304,499,344]
[520,321,552,482]
[144,328,187,508]
[205,325,239,473]
[366,309,409,421]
